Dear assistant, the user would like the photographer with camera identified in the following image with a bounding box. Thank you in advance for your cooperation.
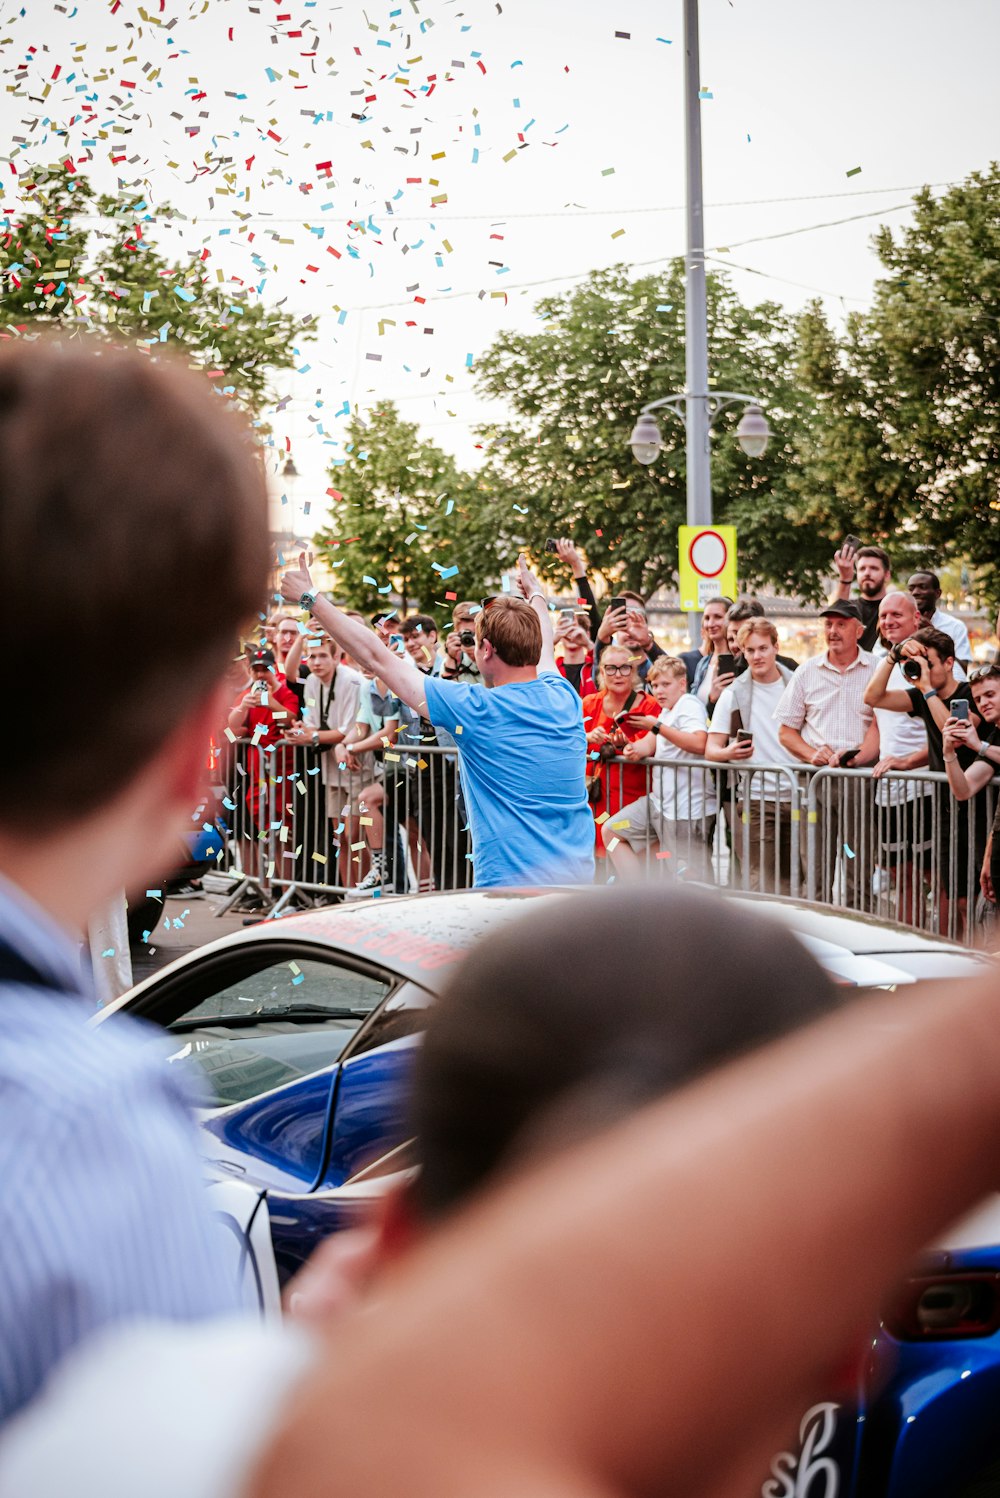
[553,611,596,698]
[226,647,301,832]
[582,646,659,862]
[441,601,482,683]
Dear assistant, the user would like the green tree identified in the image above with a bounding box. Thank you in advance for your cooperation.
[473,262,832,600]
[795,167,1000,604]
[313,404,515,616]
[0,162,311,421]
[861,166,1000,599]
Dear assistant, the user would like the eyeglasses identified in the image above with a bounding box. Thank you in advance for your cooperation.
[970,662,1000,683]
[603,664,634,676]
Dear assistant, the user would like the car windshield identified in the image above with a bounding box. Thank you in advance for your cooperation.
[162,957,391,1108]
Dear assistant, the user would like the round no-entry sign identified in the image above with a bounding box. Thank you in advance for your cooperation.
[677,524,738,612]
[688,529,728,578]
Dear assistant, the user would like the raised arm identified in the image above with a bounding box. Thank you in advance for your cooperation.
[514,553,556,673]
[279,554,428,716]
[554,538,601,639]
[863,651,911,712]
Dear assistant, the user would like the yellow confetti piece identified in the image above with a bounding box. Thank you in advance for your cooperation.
[312,852,328,864]
[611,228,625,239]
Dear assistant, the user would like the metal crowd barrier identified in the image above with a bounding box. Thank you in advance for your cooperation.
[212,739,472,914]
[599,757,996,946]
[211,740,995,947]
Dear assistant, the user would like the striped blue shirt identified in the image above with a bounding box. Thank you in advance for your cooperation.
[0,873,241,1423]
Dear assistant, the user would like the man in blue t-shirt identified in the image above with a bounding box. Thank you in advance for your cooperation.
[281,554,595,888]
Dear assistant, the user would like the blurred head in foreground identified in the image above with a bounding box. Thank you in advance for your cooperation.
[291,886,839,1314]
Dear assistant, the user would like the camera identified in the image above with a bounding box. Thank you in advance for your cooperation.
[459,628,476,649]
[901,657,923,682]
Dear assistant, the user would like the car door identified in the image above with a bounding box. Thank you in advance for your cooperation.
[319,980,435,1188]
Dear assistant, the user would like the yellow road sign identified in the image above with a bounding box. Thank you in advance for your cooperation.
[678,525,737,611]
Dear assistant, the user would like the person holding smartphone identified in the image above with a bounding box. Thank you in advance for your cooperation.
[942,667,1000,909]
[706,620,800,894]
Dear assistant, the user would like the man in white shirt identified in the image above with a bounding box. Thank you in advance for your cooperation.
[865,593,931,923]
[604,657,718,882]
[775,602,880,907]
[707,619,800,895]
[288,638,361,889]
[907,570,971,668]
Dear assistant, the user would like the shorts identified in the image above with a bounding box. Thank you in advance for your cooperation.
[606,795,660,848]
[875,795,934,870]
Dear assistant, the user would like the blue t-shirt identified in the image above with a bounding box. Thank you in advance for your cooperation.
[423,671,595,888]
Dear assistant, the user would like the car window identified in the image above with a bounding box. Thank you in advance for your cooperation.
[161,956,391,1109]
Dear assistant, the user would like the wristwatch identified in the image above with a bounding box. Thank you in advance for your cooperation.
[311,731,320,747]
[299,589,317,610]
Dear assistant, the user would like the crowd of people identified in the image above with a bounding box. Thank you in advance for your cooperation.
[222,537,998,941]
[7,338,1000,1498]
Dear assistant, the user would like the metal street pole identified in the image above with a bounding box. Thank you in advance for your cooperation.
[683,0,711,531]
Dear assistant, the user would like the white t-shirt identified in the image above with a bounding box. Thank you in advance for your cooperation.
[932,608,971,663]
[302,666,362,783]
[710,677,798,802]
[651,694,718,822]
[873,664,929,806]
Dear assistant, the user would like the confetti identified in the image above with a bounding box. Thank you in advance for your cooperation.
[846,165,862,177]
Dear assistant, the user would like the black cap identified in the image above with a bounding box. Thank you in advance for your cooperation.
[249,647,276,669]
[819,601,863,622]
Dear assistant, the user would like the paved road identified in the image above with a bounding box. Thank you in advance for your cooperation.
[129,890,263,985]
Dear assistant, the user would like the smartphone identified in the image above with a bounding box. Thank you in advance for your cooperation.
[950,698,971,721]
[716,653,737,677]
[736,730,754,745]
[544,537,558,553]
[559,608,576,625]
[839,746,862,767]
[610,596,627,613]
[842,533,861,553]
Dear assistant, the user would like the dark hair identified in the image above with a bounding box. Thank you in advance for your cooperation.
[726,599,765,624]
[908,569,941,591]
[411,887,839,1221]
[400,613,438,638]
[856,545,891,570]
[0,338,267,831]
[911,625,955,663]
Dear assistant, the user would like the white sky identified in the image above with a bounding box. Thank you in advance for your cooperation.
[1,0,998,538]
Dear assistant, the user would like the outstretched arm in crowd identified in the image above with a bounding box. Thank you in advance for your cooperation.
[554,538,601,640]
[279,554,428,716]
[252,968,1000,1498]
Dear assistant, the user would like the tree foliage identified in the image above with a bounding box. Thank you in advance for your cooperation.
[313,404,516,617]
[795,166,1000,603]
[473,262,835,601]
[0,162,311,421]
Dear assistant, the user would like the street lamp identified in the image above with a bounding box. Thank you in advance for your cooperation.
[629,0,771,520]
[629,394,771,467]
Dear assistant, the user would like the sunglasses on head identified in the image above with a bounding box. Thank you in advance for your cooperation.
[970,663,1000,684]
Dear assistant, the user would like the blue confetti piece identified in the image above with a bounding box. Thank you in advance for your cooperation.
[291,972,305,985]
[173,286,196,302]
[100,948,116,958]
[145,889,162,898]
[843,843,856,859]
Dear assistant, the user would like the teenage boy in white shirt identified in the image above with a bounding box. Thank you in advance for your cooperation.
[706,619,800,895]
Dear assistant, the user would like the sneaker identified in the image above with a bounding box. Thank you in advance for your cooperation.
[345,855,386,900]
